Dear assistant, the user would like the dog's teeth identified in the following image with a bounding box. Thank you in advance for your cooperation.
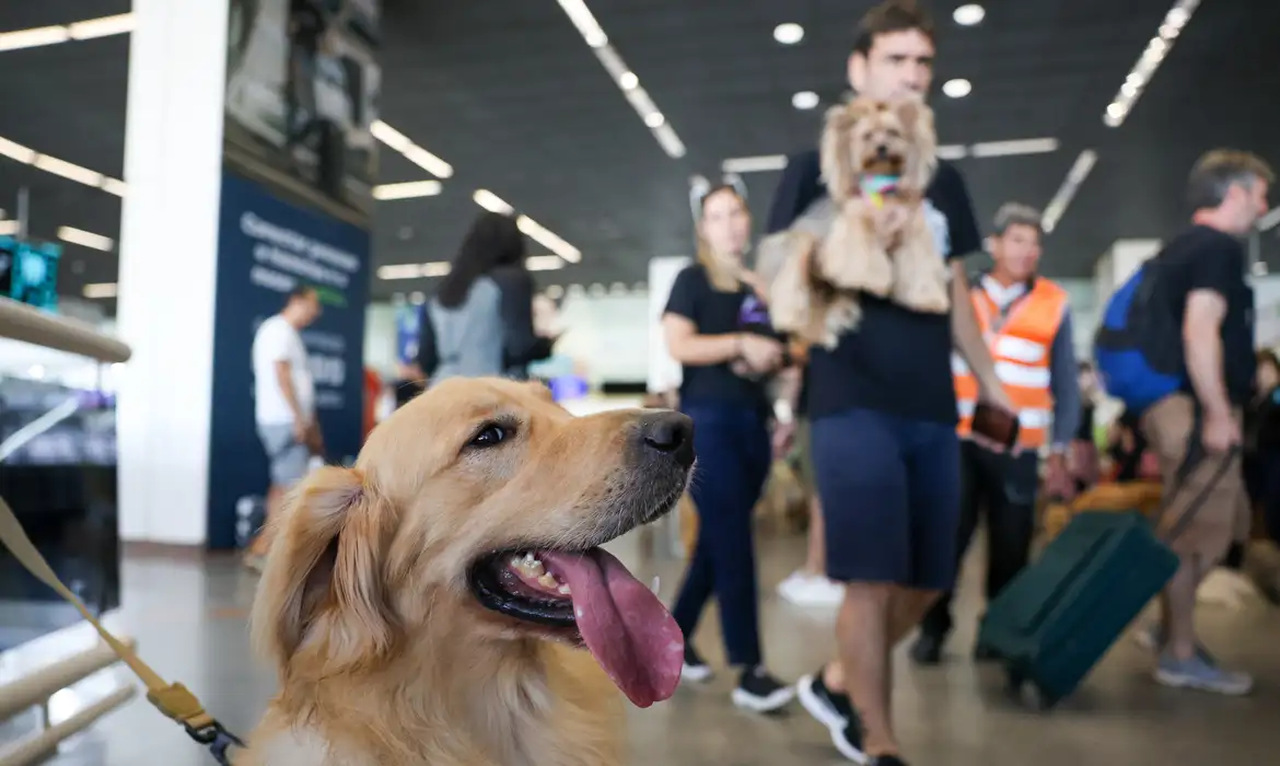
[558,584,572,596]
[650,576,661,596]
[537,572,560,590]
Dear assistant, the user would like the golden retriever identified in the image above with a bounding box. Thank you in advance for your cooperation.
[769,95,947,348]
[240,377,695,766]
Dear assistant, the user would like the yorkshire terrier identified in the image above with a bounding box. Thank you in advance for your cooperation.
[768,95,949,348]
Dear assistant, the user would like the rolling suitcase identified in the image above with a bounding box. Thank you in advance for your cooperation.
[976,439,1239,711]
[975,510,1178,710]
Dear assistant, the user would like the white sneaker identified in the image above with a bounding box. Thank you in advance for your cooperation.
[777,571,845,607]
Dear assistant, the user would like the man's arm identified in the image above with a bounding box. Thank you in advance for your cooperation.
[274,360,309,428]
[1047,309,1082,452]
[1184,289,1231,418]
[950,263,1012,410]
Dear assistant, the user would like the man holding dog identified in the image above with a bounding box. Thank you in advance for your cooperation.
[766,2,1015,763]
[912,202,1082,665]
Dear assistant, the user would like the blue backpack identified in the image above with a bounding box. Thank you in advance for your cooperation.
[1093,259,1186,413]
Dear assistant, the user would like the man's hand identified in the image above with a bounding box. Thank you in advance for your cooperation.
[1044,452,1075,501]
[1202,409,1241,454]
[293,416,311,445]
[771,420,796,461]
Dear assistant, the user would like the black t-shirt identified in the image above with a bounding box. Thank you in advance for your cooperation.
[664,265,780,410]
[765,150,982,423]
[1156,225,1256,405]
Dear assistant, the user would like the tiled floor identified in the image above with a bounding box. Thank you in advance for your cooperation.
[6,527,1280,765]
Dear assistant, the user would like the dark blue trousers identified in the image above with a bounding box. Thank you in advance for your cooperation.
[670,401,771,668]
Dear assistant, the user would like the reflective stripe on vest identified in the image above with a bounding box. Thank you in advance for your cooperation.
[954,278,1067,448]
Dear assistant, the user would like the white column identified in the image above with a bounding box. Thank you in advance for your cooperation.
[115,0,230,545]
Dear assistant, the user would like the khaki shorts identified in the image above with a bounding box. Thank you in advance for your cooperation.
[1139,394,1249,561]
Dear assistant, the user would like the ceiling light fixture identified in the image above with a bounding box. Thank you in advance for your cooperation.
[525,255,565,272]
[942,78,972,98]
[1042,150,1099,234]
[0,132,126,197]
[1103,0,1200,128]
[0,220,19,236]
[968,137,1060,158]
[721,155,789,174]
[377,262,452,281]
[0,13,134,53]
[792,91,820,110]
[952,5,986,26]
[371,180,443,201]
[82,282,119,299]
[554,0,685,159]
[370,120,454,178]
[773,23,805,45]
[57,226,114,252]
[517,215,582,264]
[473,189,515,215]
[1258,206,1280,232]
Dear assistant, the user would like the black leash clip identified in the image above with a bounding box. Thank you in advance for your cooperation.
[184,719,246,766]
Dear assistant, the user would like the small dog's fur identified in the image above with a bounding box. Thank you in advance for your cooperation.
[769,96,948,348]
[240,377,693,766]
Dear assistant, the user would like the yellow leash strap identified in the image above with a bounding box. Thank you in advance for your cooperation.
[0,495,243,762]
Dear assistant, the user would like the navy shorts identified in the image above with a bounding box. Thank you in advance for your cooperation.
[812,408,962,590]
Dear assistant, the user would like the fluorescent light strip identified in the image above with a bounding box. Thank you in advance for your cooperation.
[0,220,18,236]
[721,155,789,174]
[372,180,442,200]
[371,120,453,179]
[1103,0,1200,128]
[1259,206,1280,232]
[82,282,118,299]
[57,226,114,252]
[470,190,581,264]
[555,0,685,158]
[378,256,561,281]
[0,13,134,52]
[723,137,1058,173]
[0,132,126,196]
[1042,150,1098,234]
[517,216,581,263]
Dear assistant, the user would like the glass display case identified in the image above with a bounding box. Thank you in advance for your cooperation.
[0,336,121,651]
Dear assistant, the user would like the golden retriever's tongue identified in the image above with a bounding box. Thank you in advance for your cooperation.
[538,549,683,708]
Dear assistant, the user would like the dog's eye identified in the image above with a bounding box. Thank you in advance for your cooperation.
[469,423,509,448]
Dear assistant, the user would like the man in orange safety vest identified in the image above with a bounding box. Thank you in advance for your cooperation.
[912,202,1083,664]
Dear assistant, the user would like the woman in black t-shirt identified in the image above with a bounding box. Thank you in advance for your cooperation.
[662,183,794,713]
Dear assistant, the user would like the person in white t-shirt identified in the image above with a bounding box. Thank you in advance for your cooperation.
[246,285,322,568]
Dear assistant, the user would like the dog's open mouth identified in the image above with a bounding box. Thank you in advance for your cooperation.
[469,547,683,709]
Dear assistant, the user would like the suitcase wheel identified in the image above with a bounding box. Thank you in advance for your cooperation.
[1006,669,1059,712]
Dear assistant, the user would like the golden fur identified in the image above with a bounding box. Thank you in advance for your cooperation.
[770,95,949,348]
[240,377,690,766]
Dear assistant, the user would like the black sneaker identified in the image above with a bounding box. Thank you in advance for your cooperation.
[869,756,907,766]
[909,633,943,665]
[796,670,867,763]
[681,644,712,683]
[730,666,795,713]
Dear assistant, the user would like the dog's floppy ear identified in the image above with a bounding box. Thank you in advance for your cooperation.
[895,96,938,190]
[250,466,401,677]
[820,102,862,202]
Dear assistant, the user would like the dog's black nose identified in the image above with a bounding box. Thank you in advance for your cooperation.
[639,411,695,468]
[876,144,889,157]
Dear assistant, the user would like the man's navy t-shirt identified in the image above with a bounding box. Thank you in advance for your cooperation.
[766,149,981,424]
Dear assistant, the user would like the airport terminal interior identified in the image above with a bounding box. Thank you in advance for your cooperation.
[2,0,1280,764]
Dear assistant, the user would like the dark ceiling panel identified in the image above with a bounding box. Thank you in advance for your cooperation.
[0,0,1278,305]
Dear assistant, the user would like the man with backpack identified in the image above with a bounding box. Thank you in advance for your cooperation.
[1096,148,1272,695]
